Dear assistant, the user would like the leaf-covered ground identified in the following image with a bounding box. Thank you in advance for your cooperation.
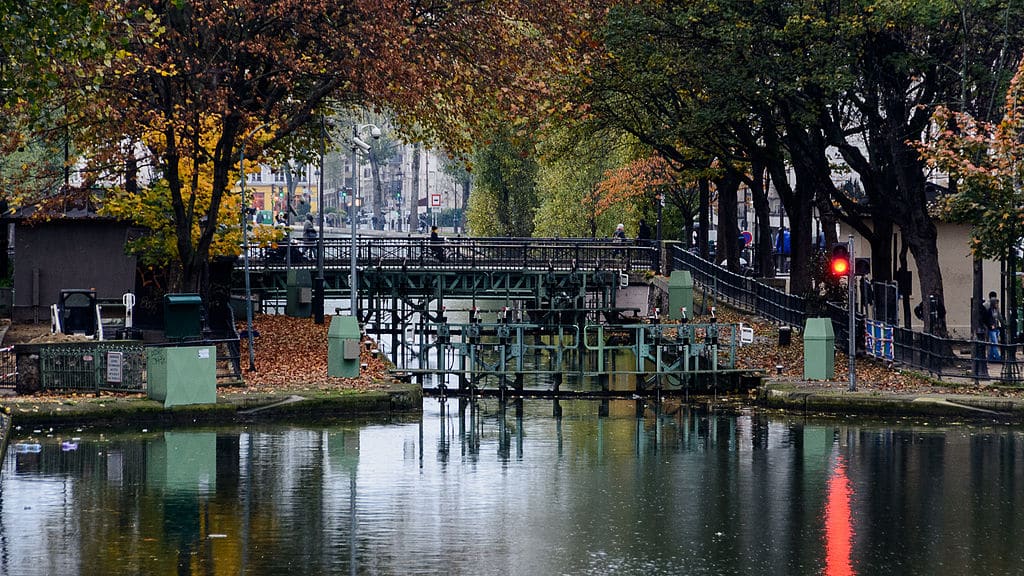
[708,305,1024,397]
[4,303,1022,400]
[238,314,389,393]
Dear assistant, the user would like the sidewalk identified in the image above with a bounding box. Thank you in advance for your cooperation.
[761,380,1024,420]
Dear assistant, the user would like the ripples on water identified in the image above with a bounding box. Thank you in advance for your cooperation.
[2,401,1024,575]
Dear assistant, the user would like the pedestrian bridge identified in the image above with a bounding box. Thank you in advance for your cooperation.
[238,236,660,322]
[243,235,657,277]
[235,236,760,396]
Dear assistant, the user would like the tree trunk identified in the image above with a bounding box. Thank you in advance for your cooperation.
[781,155,818,295]
[715,170,741,272]
[461,178,471,234]
[901,202,947,336]
[867,220,893,282]
[781,121,843,296]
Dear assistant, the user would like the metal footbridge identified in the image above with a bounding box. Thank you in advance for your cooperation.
[236,235,760,395]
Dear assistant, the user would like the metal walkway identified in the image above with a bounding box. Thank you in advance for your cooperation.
[236,236,760,395]
[239,236,658,299]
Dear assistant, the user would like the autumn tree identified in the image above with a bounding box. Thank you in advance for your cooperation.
[919,55,1024,274]
[561,0,838,290]
[591,156,688,240]
[531,125,627,238]
[30,0,604,293]
[0,0,110,199]
[98,117,282,271]
[466,125,539,237]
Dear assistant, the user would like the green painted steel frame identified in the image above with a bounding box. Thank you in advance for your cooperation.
[414,322,745,392]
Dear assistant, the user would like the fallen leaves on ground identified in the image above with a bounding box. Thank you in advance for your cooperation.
[5,300,1022,401]
[709,303,1024,397]
[237,314,388,393]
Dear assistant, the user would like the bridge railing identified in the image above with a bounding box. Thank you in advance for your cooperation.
[671,246,808,328]
[246,237,658,272]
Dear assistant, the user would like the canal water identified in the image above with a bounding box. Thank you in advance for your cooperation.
[1,400,1022,575]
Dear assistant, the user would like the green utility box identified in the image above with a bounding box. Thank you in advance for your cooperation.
[328,315,362,378]
[146,345,217,407]
[668,270,694,320]
[164,293,203,339]
[286,269,313,318]
[803,318,835,380]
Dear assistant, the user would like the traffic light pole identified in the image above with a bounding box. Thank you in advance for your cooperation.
[848,234,856,391]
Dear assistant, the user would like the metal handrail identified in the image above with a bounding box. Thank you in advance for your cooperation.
[246,237,658,272]
[670,245,1024,383]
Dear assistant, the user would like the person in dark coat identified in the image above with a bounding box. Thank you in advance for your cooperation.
[430,225,447,262]
[984,291,1003,360]
[303,213,317,258]
[637,220,652,245]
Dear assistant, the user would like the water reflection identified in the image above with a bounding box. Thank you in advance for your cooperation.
[824,455,854,576]
[2,404,1024,575]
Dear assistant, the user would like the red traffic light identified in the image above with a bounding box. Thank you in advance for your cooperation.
[830,244,850,277]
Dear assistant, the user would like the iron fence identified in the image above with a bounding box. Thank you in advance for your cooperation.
[0,346,15,390]
[672,247,807,327]
[670,245,1024,384]
[39,341,146,393]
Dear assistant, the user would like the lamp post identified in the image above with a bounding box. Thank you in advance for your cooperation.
[655,192,664,274]
[349,123,381,318]
[239,122,271,372]
[394,169,403,232]
[847,234,856,392]
[314,116,327,324]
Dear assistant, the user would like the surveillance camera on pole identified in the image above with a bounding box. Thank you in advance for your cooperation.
[352,137,371,153]
[348,123,382,319]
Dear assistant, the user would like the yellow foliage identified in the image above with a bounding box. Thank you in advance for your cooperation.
[99,114,282,267]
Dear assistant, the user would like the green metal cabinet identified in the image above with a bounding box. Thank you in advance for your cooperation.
[286,269,313,318]
[803,318,835,380]
[147,345,217,407]
[328,316,362,378]
[668,270,694,320]
[163,293,203,339]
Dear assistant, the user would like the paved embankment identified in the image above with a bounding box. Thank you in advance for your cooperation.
[3,383,422,429]
[12,378,1024,429]
[761,382,1024,420]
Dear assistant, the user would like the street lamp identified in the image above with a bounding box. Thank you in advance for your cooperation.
[349,123,382,318]
[314,116,327,324]
[655,192,664,274]
[239,122,272,372]
[394,169,403,232]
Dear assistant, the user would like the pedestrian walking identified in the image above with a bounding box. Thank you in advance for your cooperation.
[985,291,1003,361]
[303,213,318,259]
[613,223,627,242]
[430,225,447,262]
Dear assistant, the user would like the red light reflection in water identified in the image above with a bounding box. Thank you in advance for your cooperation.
[824,456,855,576]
